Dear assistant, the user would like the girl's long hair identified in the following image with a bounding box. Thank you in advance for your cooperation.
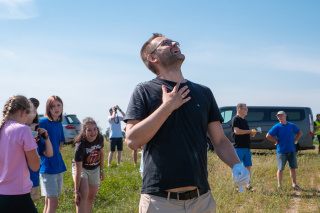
[74,117,103,144]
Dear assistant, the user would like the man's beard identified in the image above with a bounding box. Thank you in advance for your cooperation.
[160,53,185,68]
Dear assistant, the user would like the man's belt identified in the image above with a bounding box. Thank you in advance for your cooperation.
[149,188,208,201]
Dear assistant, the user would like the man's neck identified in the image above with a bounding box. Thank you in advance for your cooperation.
[237,113,245,119]
[280,121,287,125]
[157,69,186,83]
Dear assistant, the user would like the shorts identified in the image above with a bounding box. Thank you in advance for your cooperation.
[72,165,100,185]
[30,186,40,201]
[139,191,216,213]
[235,148,252,167]
[40,173,63,197]
[110,137,123,151]
[276,151,298,170]
[0,193,38,213]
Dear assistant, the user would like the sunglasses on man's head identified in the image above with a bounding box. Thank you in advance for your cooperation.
[150,40,180,54]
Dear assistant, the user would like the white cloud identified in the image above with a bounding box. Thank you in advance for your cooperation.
[0,0,38,19]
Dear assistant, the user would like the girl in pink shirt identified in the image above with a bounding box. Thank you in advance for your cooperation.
[0,95,41,213]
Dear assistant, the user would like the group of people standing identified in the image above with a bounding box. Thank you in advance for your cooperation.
[231,103,303,191]
[0,95,106,213]
[1,33,319,213]
[0,95,68,213]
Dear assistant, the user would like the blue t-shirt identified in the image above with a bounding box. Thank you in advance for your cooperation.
[29,136,46,187]
[39,117,67,174]
[268,122,300,153]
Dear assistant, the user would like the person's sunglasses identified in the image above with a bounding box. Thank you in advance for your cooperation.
[150,40,180,54]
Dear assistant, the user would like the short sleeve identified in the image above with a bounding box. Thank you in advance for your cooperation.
[207,88,224,123]
[232,117,241,129]
[39,118,46,130]
[99,134,104,148]
[74,143,84,162]
[22,127,38,152]
[124,84,149,122]
[268,125,277,137]
[293,124,300,134]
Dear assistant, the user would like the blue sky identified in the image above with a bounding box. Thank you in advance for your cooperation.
[1,0,319,133]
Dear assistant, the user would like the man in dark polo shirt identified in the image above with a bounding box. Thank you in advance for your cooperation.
[124,33,250,213]
[231,103,256,191]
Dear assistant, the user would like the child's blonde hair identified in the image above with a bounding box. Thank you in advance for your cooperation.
[0,95,31,133]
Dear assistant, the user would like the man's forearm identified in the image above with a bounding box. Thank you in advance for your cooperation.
[118,107,126,117]
[110,112,116,120]
[266,134,278,143]
[294,131,303,141]
[234,128,252,135]
[126,103,173,150]
[214,137,241,168]
[208,122,240,168]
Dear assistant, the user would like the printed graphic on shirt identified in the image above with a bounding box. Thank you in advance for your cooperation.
[85,145,102,166]
[86,150,100,165]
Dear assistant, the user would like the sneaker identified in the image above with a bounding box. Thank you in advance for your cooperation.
[292,185,302,191]
[246,185,254,191]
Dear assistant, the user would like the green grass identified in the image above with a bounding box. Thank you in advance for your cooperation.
[35,143,320,213]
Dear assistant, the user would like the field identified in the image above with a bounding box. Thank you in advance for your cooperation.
[35,140,320,213]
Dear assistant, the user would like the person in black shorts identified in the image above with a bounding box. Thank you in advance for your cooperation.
[124,33,250,213]
[108,105,125,166]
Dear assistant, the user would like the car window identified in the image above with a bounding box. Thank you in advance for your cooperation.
[220,109,233,124]
[38,114,44,120]
[65,115,81,124]
[246,110,266,122]
[270,109,305,121]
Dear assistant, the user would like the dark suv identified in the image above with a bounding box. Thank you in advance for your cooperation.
[219,106,315,150]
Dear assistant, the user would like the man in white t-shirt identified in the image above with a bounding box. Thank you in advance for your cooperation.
[108,105,125,166]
